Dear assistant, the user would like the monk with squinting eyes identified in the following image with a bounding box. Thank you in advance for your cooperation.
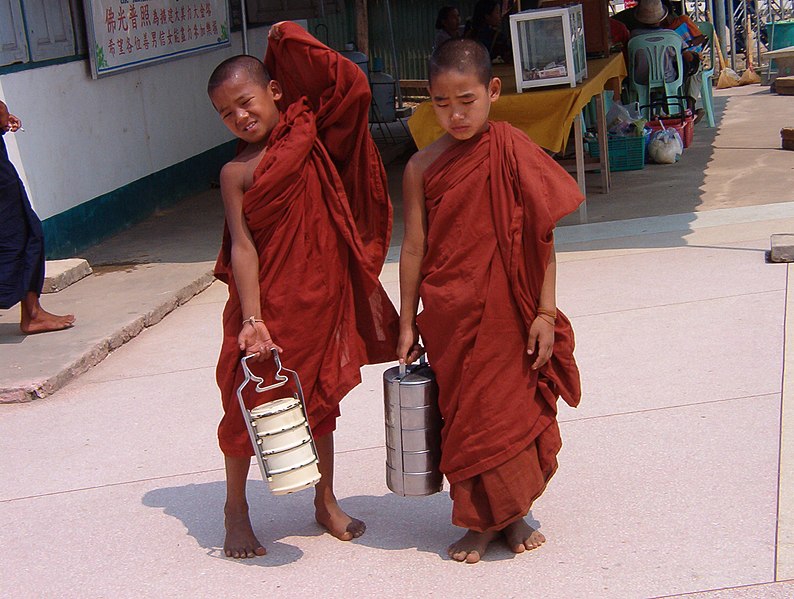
[208,21,398,559]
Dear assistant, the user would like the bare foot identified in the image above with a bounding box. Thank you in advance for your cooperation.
[448,530,498,563]
[224,508,266,558]
[315,496,365,541]
[20,294,75,334]
[502,519,545,554]
[20,311,75,334]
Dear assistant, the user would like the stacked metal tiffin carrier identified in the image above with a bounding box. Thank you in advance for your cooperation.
[382,358,443,496]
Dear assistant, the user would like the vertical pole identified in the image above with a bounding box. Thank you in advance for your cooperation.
[755,0,762,71]
[728,0,737,70]
[241,0,249,55]
[595,92,610,194]
[384,0,404,107]
[713,0,727,63]
[573,113,588,223]
[355,0,369,56]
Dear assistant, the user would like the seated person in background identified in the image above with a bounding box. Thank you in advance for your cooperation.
[630,0,705,117]
[610,17,631,66]
[630,0,680,85]
[433,6,463,52]
[612,0,643,32]
[662,0,705,119]
[463,0,512,63]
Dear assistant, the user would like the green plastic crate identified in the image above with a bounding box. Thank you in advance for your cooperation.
[585,132,647,172]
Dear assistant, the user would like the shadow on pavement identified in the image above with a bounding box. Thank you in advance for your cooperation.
[0,322,24,341]
[142,480,306,567]
[143,479,546,564]
[340,493,546,563]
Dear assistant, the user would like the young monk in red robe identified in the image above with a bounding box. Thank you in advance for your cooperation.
[397,38,583,564]
[208,22,398,559]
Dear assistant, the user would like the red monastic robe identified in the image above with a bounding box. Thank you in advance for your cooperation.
[215,23,399,457]
[418,122,583,532]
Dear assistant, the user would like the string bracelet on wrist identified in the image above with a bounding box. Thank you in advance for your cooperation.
[537,307,557,321]
[242,316,265,328]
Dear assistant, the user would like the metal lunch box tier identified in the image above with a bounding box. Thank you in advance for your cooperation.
[263,439,317,474]
[383,364,438,408]
[385,447,441,473]
[250,396,305,436]
[269,461,321,496]
[256,422,313,455]
[385,424,442,453]
[384,404,442,430]
[386,462,444,497]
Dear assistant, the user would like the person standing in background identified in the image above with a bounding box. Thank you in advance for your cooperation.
[0,100,75,334]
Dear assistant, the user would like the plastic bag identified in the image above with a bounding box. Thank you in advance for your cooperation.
[606,101,645,136]
[647,127,683,164]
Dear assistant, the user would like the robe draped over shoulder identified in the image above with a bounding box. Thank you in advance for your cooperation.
[0,133,44,309]
[214,23,398,457]
[417,121,583,531]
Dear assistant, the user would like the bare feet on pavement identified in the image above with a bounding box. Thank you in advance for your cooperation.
[315,494,365,541]
[20,293,75,334]
[224,508,266,558]
[503,518,545,553]
[448,529,498,563]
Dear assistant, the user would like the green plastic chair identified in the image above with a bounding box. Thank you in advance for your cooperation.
[694,20,716,128]
[628,30,685,119]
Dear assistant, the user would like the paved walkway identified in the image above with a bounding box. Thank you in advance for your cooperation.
[1,85,794,597]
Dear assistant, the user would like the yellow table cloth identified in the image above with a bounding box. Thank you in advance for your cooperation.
[408,53,627,153]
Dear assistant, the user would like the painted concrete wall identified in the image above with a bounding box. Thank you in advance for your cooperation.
[0,29,268,221]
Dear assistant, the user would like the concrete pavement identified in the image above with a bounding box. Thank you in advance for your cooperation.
[2,85,794,597]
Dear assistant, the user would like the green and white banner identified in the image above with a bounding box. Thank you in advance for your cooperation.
[84,0,230,78]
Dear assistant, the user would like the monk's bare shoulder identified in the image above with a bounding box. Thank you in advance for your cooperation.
[220,144,268,197]
[406,134,455,178]
[219,159,247,205]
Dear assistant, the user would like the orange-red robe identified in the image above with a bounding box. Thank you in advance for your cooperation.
[417,122,583,532]
[215,23,399,457]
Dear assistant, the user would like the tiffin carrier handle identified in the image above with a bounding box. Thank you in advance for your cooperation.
[240,348,289,393]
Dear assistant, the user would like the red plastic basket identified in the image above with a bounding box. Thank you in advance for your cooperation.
[641,98,694,148]
[647,110,694,148]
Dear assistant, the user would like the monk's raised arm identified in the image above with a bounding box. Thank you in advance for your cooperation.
[265,21,370,126]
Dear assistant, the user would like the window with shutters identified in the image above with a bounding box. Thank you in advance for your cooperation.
[0,0,29,66]
[1,0,85,68]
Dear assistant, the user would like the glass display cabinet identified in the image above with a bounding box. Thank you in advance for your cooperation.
[508,6,587,91]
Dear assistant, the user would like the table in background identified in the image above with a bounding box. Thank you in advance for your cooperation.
[408,53,627,223]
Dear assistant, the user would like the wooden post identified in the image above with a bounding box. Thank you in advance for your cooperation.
[355,0,369,55]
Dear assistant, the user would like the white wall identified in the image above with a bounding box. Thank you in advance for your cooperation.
[0,29,268,220]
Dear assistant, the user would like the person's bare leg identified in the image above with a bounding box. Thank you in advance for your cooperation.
[313,432,365,540]
[223,455,266,558]
[502,518,545,554]
[448,529,498,564]
[20,292,75,334]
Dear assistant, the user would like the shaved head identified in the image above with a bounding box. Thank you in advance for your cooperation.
[207,55,271,95]
[428,38,492,87]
